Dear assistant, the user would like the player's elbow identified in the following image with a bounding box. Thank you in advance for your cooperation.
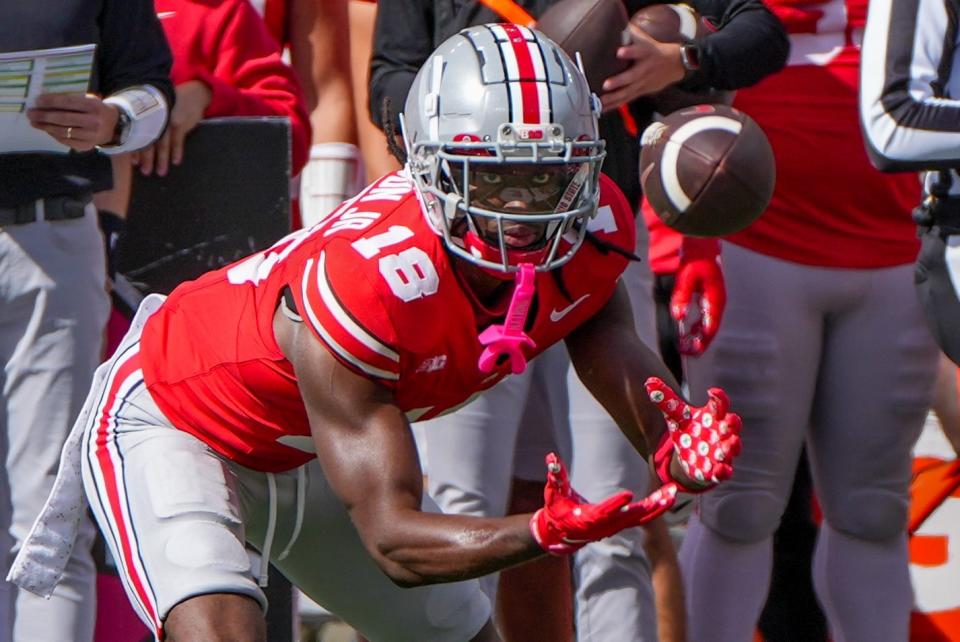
[371,546,431,588]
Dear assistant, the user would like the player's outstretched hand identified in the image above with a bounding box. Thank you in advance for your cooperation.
[530,453,678,556]
[645,377,742,493]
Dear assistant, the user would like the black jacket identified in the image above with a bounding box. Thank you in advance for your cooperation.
[0,0,174,206]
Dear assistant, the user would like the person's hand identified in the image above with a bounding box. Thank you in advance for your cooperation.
[132,79,211,176]
[671,245,726,357]
[27,93,120,152]
[530,453,678,555]
[645,378,742,493]
[600,28,686,111]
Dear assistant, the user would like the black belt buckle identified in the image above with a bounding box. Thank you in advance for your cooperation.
[0,195,91,226]
[46,195,91,221]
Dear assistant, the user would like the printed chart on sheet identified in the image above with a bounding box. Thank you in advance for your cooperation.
[0,44,96,154]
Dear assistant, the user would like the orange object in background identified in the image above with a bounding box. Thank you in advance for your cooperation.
[909,424,960,642]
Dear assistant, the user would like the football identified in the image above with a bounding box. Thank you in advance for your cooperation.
[535,0,630,94]
[628,4,734,113]
[639,104,775,237]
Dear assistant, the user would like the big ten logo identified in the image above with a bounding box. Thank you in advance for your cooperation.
[763,0,866,66]
[909,453,960,640]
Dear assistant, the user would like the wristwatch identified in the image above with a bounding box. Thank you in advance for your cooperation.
[680,42,701,74]
[108,108,132,147]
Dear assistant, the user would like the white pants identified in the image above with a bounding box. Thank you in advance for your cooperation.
[0,206,107,642]
[418,223,662,641]
[80,321,490,641]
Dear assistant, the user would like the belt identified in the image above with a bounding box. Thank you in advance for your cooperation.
[0,195,92,226]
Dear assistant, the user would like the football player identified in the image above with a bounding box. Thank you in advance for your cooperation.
[10,26,740,641]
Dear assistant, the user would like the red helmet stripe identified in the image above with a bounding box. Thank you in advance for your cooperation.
[496,23,548,124]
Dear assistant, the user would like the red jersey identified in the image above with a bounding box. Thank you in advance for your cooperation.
[646,0,920,273]
[729,0,919,268]
[140,172,636,472]
[156,0,310,173]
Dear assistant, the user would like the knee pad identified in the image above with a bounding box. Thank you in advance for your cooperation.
[825,488,908,541]
[699,490,786,543]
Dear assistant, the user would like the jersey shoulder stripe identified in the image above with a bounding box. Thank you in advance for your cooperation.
[298,250,400,383]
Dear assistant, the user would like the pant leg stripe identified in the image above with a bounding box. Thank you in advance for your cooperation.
[86,347,162,635]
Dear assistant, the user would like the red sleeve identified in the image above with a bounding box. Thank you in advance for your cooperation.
[193,0,311,174]
[289,239,401,387]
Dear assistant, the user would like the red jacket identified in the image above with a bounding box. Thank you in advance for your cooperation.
[155,0,311,174]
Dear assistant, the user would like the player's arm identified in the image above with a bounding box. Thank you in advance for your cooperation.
[565,282,742,490]
[565,282,679,456]
[277,303,675,583]
[278,306,539,585]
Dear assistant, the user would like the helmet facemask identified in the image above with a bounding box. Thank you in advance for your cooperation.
[406,120,605,276]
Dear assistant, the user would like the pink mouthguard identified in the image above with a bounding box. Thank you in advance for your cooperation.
[478,263,537,374]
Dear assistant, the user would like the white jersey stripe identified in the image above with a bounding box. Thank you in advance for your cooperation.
[316,251,399,362]
[300,258,400,381]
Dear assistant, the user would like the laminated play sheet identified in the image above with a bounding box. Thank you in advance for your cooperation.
[0,43,95,154]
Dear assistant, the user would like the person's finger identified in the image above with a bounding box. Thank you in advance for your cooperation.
[138,144,156,175]
[545,452,569,489]
[670,279,693,323]
[171,125,187,166]
[618,483,677,526]
[644,377,689,423]
[723,412,743,438]
[155,129,172,177]
[130,150,141,166]
[592,490,634,517]
[707,387,730,419]
[33,93,91,111]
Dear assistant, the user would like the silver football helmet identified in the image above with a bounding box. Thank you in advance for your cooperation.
[402,24,605,275]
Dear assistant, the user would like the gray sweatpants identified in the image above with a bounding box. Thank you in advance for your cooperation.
[681,242,939,642]
[0,206,108,642]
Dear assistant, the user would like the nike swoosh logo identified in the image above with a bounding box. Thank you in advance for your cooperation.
[157,11,176,19]
[550,294,590,322]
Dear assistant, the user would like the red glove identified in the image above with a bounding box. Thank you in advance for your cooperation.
[530,453,677,556]
[645,377,742,493]
[671,237,726,357]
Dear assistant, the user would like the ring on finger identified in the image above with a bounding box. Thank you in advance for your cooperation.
[66,126,74,140]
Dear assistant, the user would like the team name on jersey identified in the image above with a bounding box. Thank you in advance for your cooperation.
[321,174,414,237]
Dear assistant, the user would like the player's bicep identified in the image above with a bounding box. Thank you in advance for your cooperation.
[291,242,402,385]
[288,318,424,528]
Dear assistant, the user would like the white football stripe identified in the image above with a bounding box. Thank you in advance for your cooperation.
[316,252,399,362]
[660,115,742,213]
[670,5,699,40]
[301,258,399,380]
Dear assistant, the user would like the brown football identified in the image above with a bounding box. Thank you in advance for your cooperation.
[535,0,630,94]
[629,4,734,113]
[639,104,775,236]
